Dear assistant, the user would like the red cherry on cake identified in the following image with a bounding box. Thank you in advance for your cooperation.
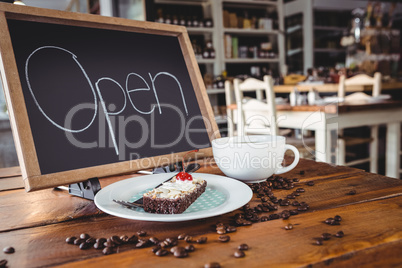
[176,171,193,181]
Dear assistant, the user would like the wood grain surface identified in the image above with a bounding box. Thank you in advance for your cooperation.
[0,158,401,268]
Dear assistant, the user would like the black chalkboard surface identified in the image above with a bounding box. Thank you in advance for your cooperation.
[0,4,218,191]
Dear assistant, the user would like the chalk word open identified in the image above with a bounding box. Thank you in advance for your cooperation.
[25,46,189,155]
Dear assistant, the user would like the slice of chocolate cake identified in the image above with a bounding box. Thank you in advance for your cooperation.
[143,172,207,214]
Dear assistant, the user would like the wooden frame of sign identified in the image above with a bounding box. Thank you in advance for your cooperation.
[0,3,220,192]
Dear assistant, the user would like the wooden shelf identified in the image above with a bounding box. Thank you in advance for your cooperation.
[225,58,279,63]
[223,28,279,35]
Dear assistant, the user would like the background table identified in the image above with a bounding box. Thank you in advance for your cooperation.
[0,158,402,267]
[276,100,402,178]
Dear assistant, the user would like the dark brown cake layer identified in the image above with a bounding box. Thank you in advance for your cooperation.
[143,181,207,214]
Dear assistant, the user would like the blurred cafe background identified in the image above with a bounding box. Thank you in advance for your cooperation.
[0,0,401,178]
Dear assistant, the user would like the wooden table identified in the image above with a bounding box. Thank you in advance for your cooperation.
[1,159,402,267]
[273,81,402,93]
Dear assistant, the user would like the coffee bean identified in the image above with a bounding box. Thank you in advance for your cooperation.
[285,224,293,230]
[137,230,147,237]
[204,262,221,268]
[234,250,245,258]
[173,247,188,258]
[334,215,342,222]
[226,226,237,233]
[335,231,344,238]
[3,247,14,254]
[184,235,193,243]
[0,259,8,268]
[151,245,161,253]
[127,235,138,244]
[314,238,323,245]
[102,247,113,255]
[79,233,90,240]
[86,237,96,245]
[260,216,270,222]
[347,190,356,195]
[269,214,280,220]
[149,237,159,245]
[120,235,129,243]
[155,249,169,256]
[104,239,115,248]
[306,181,315,186]
[293,178,300,182]
[321,233,332,240]
[96,238,107,245]
[196,237,207,244]
[177,233,186,240]
[218,235,230,242]
[281,210,291,219]
[93,242,104,250]
[292,201,300,206]
[238,244,249,250]
[216,228,226,235]
[79,242,90,250]
[136,239,149,248]
[289,210,299,215]
[170,246,182,253]
[74,238,85,245]
[296,188,305,193]
[110,235,123,245]
[66,236,76,244]
[185,244,195,252]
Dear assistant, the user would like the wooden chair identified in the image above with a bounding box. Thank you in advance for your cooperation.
[224,80,237,137]
[233,75,278,136]
[232,75,315,159]
[336,72,381,173]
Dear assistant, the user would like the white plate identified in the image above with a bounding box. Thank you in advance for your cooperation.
[94,173,253,222]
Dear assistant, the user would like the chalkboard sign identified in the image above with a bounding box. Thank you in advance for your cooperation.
[0,4,219,191]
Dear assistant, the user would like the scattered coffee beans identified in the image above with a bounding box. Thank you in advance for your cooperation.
[0,259,7,268]
[93,242,104,250]
[137,230,147,237]
[155,249,168,256]
[184,235,193,243]
[204,262,221,268]
[66,236,76,244]
[285,224,293,230]
[102,247,113,255]
[3,247,14,254]
[173,247,188,258]
[321,233,332,240]
[314,238,324,245]
[226,226,237,233]
[80,233,90,240]
[74,238,85,245]
[177,233,186,240]
[234,249,245,258]
[335,231,344,238]
[306,181,315,186]
[86,237,96,245]
[334,215,342,222]
[79,242,91,250]
[185,244,195,252]
[196,237,207,244]
[218,235,230,243]
[324,215,342,225]
[238,244,249,250]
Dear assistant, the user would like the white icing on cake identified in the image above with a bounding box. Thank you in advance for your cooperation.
[143,176,204,199]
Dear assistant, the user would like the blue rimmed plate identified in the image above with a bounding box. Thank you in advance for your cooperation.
[94,173,252,222]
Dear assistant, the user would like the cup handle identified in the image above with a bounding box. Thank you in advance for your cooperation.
[274,144,300,175]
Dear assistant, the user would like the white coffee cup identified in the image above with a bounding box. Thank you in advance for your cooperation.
[212,135,299,183]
